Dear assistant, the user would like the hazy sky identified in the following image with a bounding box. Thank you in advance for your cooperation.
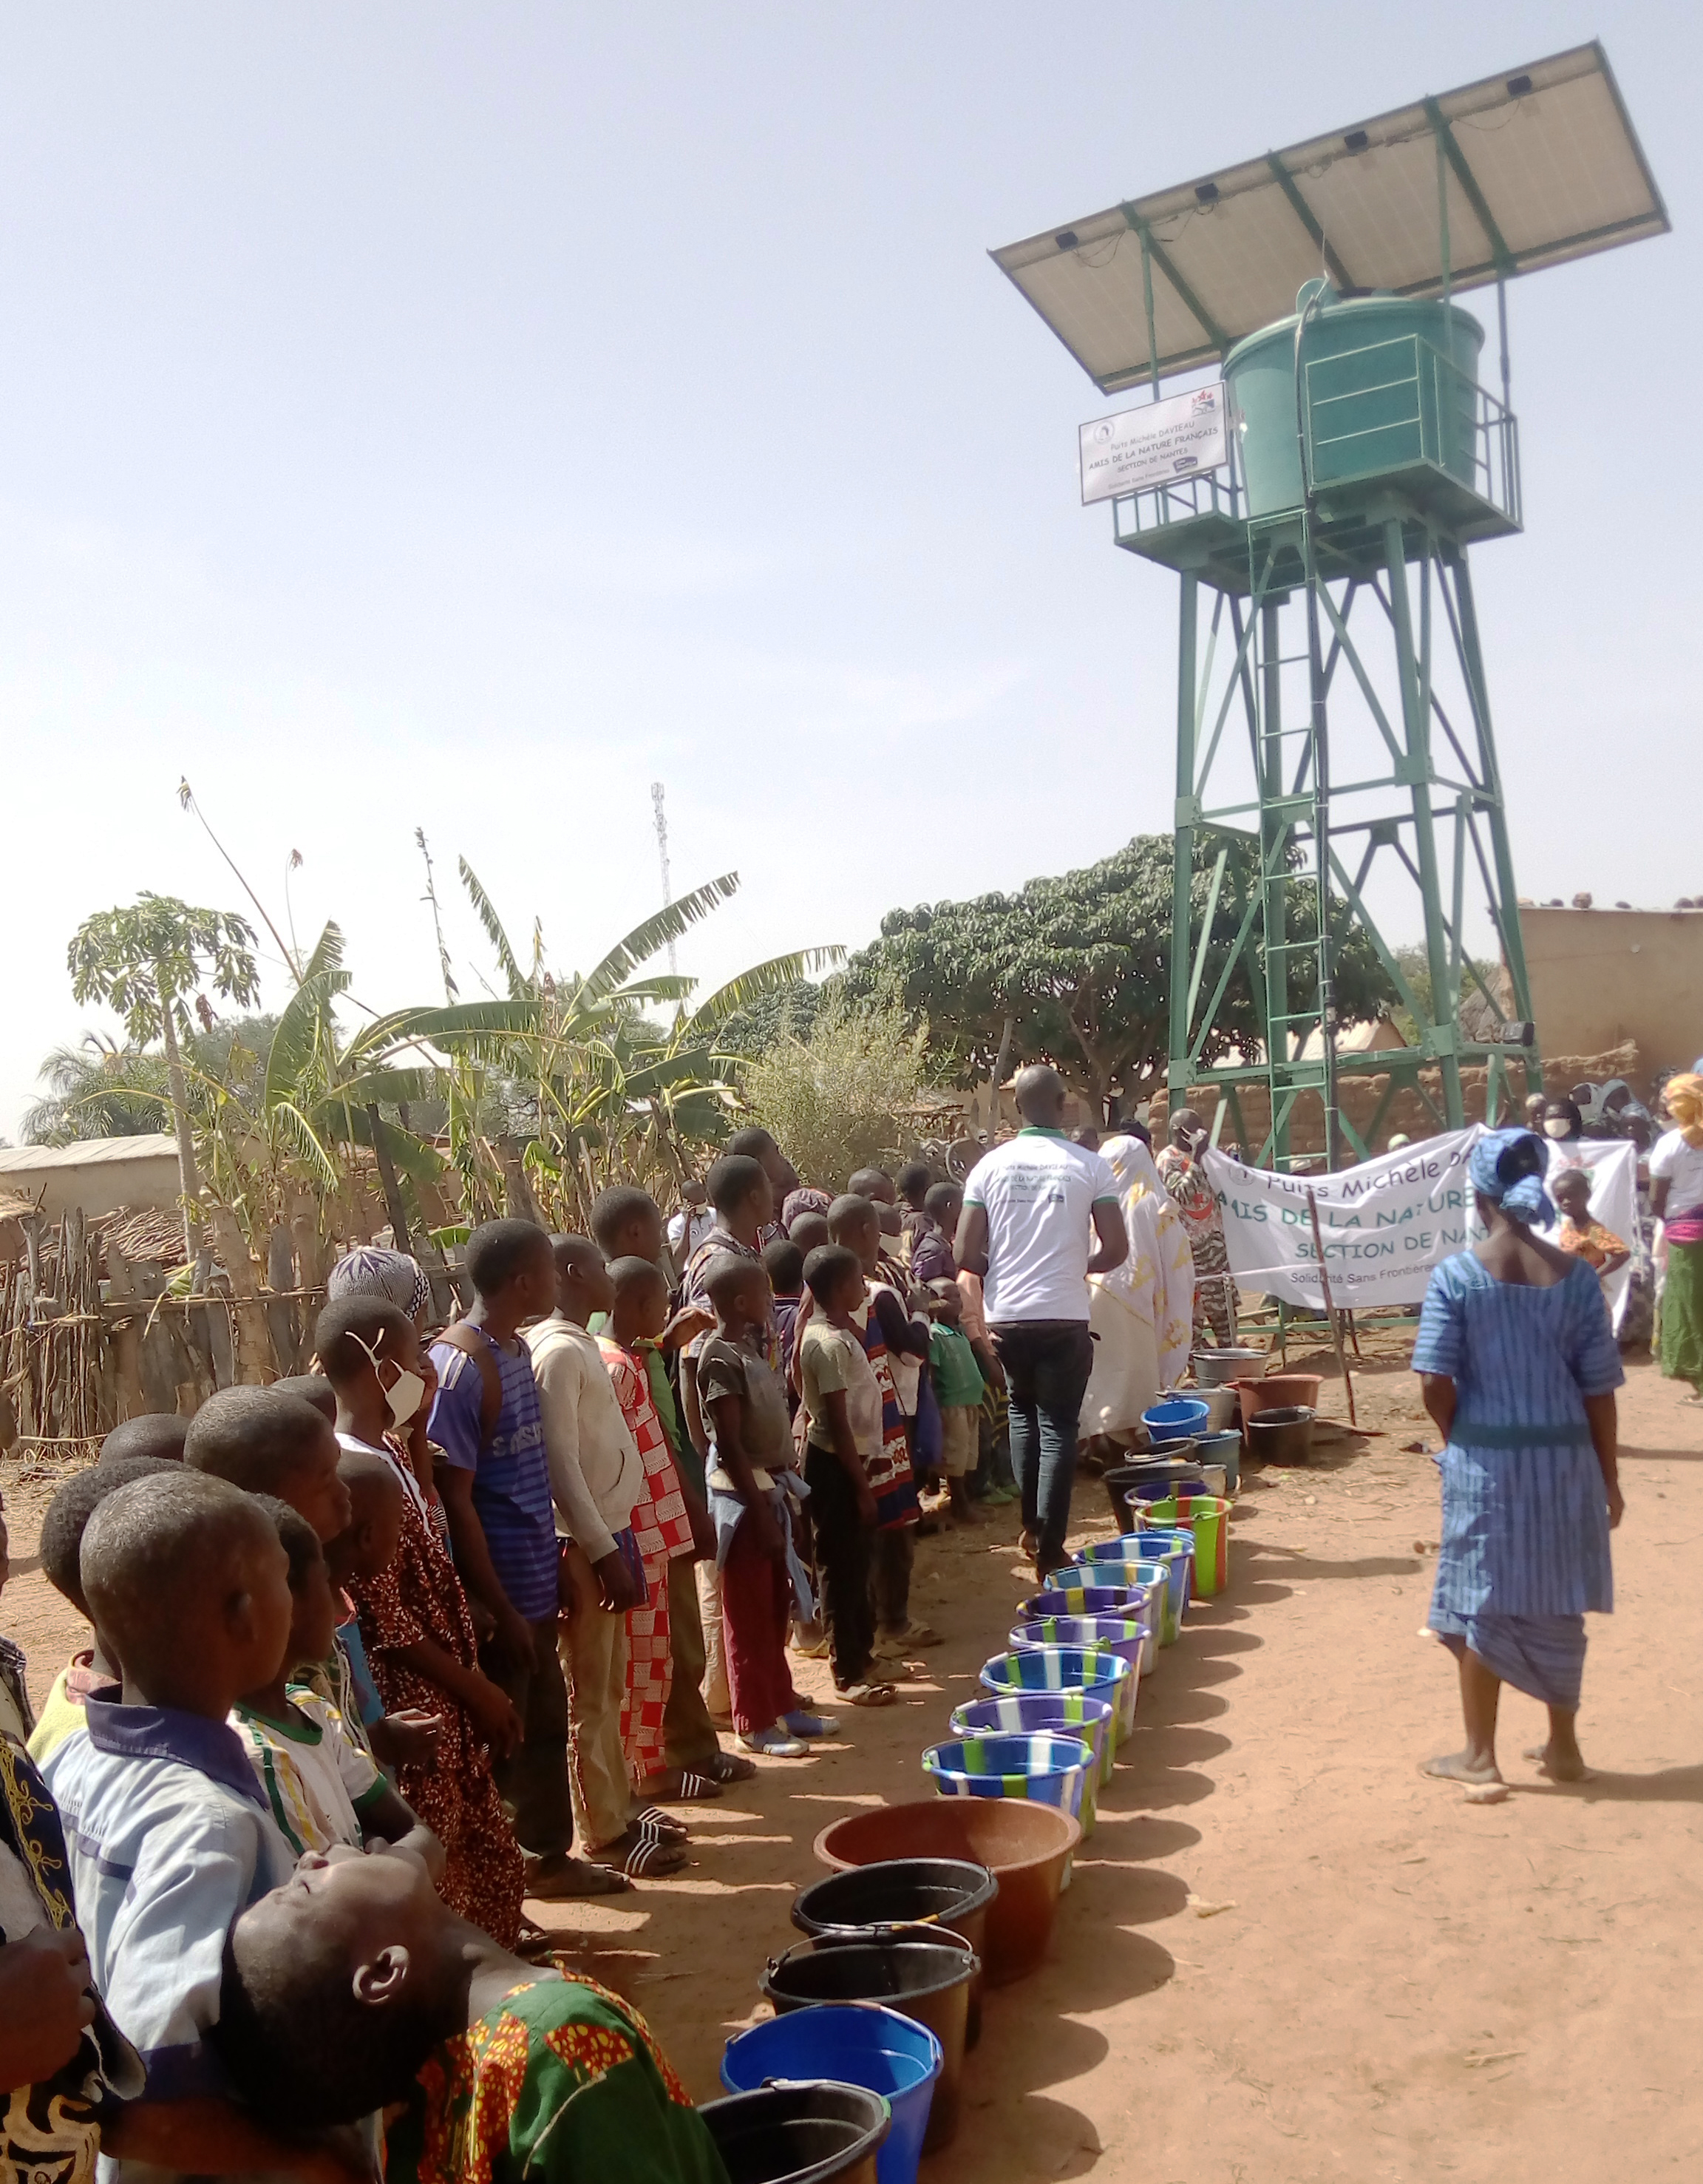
[3,4,1695,1137]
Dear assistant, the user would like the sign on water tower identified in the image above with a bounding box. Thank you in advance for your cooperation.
[1078,385,1226,504]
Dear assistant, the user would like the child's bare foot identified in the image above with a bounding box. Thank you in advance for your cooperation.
[1421,1750,1503,1788]
[1523,1742,1595,1783]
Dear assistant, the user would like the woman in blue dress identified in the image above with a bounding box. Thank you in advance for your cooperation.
[1413,1127,1624,1800]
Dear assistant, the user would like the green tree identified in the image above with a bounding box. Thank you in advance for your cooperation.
[68,895,261,1255]
[738,1004,932,1192]
[837,835,1393,1108]
[715,979,822,1060]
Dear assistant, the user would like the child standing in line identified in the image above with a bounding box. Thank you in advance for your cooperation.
[825,1194,934,1659]
[42,1470,352,2184]
[928,1282,988,1527]
[762,1238,806,1404]
[598,1260,699,1806]
[697,1255,833,1757]
[1552,1169,1631,1285]
[29,1455,177,1764]
[316,1293,534,1941]
[797,1245,897,1709]
[231,1496,443,1872]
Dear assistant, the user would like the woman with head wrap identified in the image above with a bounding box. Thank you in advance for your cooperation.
[1651,1074,1703,1397]
[1081,1136,1196,1448]
[326,1244,435,1329]
[1413,1127,1624,1800]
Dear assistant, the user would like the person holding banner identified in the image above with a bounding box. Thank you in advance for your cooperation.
[1413,1127,1624,1800]
[1081,1135,1195,1449]
[1157,1109,1237,1346]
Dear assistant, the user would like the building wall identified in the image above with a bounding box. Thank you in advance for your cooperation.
[1523,906,1703,1093]
[0,1139,183,1221]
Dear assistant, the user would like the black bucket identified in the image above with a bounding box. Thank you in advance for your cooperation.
[789,1857,998,2049]
[1102,1453,1204,1526]
[698,2080,891,2184]
[760,1931,977,2152]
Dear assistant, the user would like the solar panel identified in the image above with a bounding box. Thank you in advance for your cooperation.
[991,42,1668,393]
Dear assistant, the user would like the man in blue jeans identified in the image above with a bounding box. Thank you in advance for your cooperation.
[956,1067,1128,1577]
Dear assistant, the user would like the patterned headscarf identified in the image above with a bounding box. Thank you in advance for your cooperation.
[782,1188,833,1231]
[1664,1072,1703,1142]
[326,1245,433,1323]
[1467,1127,1555,1228]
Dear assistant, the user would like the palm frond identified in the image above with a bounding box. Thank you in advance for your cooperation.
[569,874,741,1010]
[268,1100,342,1193]
[684,947,844,1040]
[333,1066,438,1108]
[263,960,340,1116]
[458,861,528,1000]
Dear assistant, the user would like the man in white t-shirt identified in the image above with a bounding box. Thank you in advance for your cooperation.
[956,1065,1128,1575]
[666,1181,717,1274]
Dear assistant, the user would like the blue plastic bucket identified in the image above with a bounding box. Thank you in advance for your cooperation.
[950,1689,1117,1791]
[1071,1534,1193,1644]
[1142,1397,1210,1444]
[1193,1427,1242,1496]
[721,2005,941,2184]
[922,1733,1095,1834]
[1039,1568,1166,1675]
[977,1645,1135,1743]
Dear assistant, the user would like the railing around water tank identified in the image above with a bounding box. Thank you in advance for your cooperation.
[1302,333,1520,529]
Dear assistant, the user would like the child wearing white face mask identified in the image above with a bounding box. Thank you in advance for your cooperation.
[313,1293,531,1950]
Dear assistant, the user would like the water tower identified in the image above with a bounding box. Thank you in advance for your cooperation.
[993,44,1667,1165]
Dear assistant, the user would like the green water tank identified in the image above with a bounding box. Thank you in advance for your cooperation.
[1224,280,1486,518]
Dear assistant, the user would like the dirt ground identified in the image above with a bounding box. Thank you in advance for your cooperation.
[7,1335,1700,2183]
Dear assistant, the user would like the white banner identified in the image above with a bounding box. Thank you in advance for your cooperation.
[1202,1127,1642,1319]
[1202,1130,1483,1310]
[1078,384,1227,504]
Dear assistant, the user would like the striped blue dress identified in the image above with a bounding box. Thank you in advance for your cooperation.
[1413,1252,1623,1711]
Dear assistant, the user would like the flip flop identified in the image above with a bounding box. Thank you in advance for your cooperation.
[642,1769,724,1803]
[704,1749,759,1784]
[631,1806,689,1842]
[594,1829,689,1880]
[515,1916,560,1962]
[525,1854,633,1899]
[837,1682,898,1707]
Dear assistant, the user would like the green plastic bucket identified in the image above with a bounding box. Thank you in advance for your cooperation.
[1129,1493,1231,1598]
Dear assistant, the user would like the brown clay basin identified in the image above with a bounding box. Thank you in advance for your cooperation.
[812,1799,1079,1987]
[1233,1372,1322,1429]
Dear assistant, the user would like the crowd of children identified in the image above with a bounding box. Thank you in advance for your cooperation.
[0,1135,1019,2184]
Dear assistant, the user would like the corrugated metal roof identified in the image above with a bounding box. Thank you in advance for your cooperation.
[0,1135,179,1173]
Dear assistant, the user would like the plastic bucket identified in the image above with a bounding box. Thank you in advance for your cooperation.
[1194,1427,1242,1495]
[720,2007,939,2184]
[922,1734,1095,1835]
[1101,1454,1203,1525]
[1072,1535,1193,1643]
[1126,1494,1231,1598]
[1247,1405,1315,1465]
[1039,1564,1170,1677]
[699,2080,892,2184]
[1186,1386,1238,1433]
[812,1801,1081,1987]
[1234,1373,1322,1432]
[949,1691,1118,1791]
[978,1645,1135,1743]
[761,1934,977,2151]
[1010,1613,1147,1688]
[790,1860,996,2049]
[1142,1397,1210,1444]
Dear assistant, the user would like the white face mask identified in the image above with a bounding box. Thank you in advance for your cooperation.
[348,1330,427,1429]
[1543,1119,1572,1139]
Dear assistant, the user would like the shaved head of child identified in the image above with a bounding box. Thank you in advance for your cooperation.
[81,1471,293,1714]
[98,1413,188,1467]
[608,1256,670,1347]
[40,1454,180,1621]
[185,1385,353,1543]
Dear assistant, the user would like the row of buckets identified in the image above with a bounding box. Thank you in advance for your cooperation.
[699,1392,1241,2184]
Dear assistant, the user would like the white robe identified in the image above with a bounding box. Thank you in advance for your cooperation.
[1081,1136,1196,1438]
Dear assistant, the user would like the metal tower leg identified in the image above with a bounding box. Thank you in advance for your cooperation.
[1383,518,1464,1127]
[1169,572,1200,1103]
[1449,547,1537,1036]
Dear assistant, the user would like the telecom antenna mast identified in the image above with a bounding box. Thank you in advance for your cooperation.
[992,42,1666,1167]
[650,781,676,974]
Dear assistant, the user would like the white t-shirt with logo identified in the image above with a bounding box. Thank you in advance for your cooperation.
[964,1130,1121,1324]
[1651,1127,1703,1219]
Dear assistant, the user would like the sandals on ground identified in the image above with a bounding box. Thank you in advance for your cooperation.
[838,1681,899,1707]
[524,1854,633,1899]
[640,1768,724,1803]
[631,1805,689,1842]
[704,1749,759,1784]
[740,1725,810,1757]
[594,1828,689,1880]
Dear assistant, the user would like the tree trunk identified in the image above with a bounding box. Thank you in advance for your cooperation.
[988,1014,1016,1134]
[156,983,204,1261]
[208,1204,273,1384]
[367,1104,415,1254]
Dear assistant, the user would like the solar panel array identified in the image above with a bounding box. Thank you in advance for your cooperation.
[991,43,1667,392]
